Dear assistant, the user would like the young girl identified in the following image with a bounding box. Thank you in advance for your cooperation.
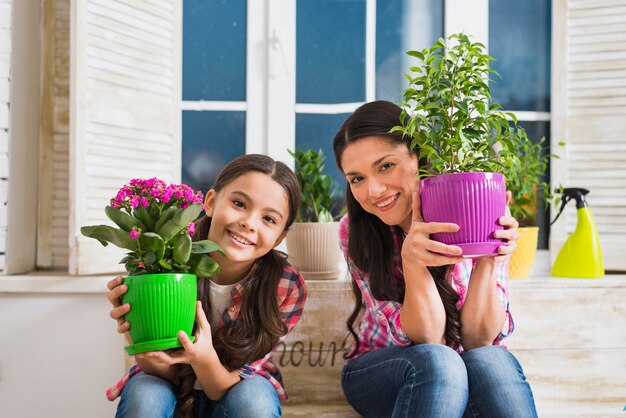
[105,154,307,418]
[333,101,537,418]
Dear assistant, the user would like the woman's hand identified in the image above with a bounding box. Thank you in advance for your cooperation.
[402,191,465,267]
[107,276,131,335]
[493,190,520,259]
[135,301,219,368]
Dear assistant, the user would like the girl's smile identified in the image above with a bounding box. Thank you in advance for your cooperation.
[204,171,289,283]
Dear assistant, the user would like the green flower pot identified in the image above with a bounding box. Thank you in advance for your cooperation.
[122,273,197,355]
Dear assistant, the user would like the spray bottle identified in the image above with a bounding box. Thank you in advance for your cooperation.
[551,188,604,278]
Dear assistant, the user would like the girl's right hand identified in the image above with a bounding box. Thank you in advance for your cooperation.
[402,191,465,267]
[107,276,131,334]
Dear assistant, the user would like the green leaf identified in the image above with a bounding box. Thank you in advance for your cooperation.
[134,206,155,231]
[154,206,178,232]
[139,232,165,262]
[81,225,138,251]
[157,203,203,242]
[105,206,146,232]
[173,233,192,264]
[191,240,224,255]
[188,253,220,277]
[159,259,172,270]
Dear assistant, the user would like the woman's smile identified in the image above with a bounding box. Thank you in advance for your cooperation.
[341,136,419,228]
[373,193,400,211]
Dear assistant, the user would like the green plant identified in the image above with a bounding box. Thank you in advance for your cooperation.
[393,33,523,176]
[289,148,336,222]
[81,178,221,276]
[506,134,562,226]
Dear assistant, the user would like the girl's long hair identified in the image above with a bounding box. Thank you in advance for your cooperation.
[177,154,300,417]
[332,101,461,358]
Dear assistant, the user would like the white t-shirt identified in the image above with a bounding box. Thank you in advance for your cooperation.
[209,279,237,330]
[195,279,238,391]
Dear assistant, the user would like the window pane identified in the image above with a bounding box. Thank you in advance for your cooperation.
[295,113,351,213]
[376,0,443,102]
[183,0,247,101]
[182,111,246,193]
[517,120,551,249]
[489,0,551,111]
[297,0,365,104]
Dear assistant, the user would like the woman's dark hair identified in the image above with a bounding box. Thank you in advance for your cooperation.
[332,100,461,358]
[177,154,300,417]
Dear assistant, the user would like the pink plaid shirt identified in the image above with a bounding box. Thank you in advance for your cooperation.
[339,215,514,360]
[106,264,307,401]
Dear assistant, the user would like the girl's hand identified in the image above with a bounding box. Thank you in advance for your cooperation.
[135,302,218,367]
[493,190,520,258]
[402,191,465,267]
[107,276,131,334]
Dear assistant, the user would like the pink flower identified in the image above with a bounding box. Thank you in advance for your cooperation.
[187,222,195,236]
[129,226,142,239]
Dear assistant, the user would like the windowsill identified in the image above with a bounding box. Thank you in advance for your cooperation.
[0,270,114,293]
[1,250,624,293]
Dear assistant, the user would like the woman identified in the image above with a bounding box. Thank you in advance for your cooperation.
[333,100,537,418]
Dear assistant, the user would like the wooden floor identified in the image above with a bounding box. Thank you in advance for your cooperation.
[277,274,626,418]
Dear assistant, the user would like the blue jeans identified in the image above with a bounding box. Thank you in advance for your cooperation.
[115,372,281,418]
[341,344,537,418]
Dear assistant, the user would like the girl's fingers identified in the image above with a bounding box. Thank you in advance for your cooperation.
[109,303,130,320]
[107,283,128,306]
[178,330,194,352]
[195,301,210,330]
[117,321,130,334]
[106,276,124,291]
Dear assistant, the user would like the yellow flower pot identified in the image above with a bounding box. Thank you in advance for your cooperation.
[509,226,539,279]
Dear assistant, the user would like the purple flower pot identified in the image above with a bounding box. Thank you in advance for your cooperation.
[420,172,506,258]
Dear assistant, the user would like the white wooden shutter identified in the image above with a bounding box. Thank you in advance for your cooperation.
[551,0,626,271]
[69,0,182,275]
[37,0,70,269]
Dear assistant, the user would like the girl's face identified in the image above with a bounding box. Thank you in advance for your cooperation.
[204,171,289,279]
[341,136,419,231]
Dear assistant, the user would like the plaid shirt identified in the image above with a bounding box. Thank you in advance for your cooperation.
[339,215,514,360]
[106,264,307,401]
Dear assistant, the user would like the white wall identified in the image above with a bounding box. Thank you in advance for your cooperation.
[0,0,11,273]
[0,280,124,417]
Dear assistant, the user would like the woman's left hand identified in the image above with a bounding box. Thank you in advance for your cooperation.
[493,190,519,258]
[135,301,219,367]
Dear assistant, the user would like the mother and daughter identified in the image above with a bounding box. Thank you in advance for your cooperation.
[105,100,536,418]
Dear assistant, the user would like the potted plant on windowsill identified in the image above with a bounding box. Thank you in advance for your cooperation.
[394,33,524,258]
[506,134,561,278]
[81,178,222,355]
[287,148,343,279]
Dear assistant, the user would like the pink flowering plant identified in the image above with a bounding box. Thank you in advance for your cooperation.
[81,178,221,277]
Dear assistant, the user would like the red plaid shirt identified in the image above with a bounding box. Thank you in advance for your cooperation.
[106,263,307,401]
[339,215,514,360]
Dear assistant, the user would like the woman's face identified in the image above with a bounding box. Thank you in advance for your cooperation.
[341,136,419,231]
[204,171,289,279]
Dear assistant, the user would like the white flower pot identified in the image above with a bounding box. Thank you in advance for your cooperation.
[286,222,342,280]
